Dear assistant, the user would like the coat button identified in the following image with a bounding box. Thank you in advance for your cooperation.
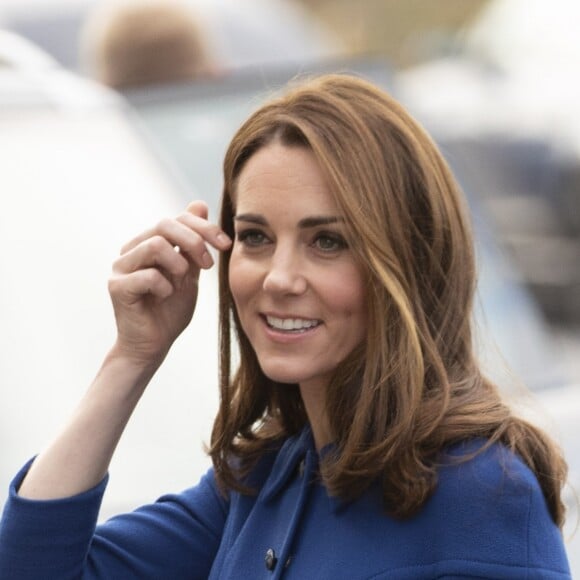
[265,548,277,571]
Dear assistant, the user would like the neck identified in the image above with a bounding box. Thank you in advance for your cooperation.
[299,380,332,452]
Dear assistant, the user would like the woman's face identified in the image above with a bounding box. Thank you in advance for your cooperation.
[228,143,367,392]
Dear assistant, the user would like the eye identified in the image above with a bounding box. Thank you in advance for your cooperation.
[236,229,269,247]
[312,232,348,253]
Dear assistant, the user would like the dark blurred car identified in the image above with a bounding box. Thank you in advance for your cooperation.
[396,0,580,326]
[122,58,569,391]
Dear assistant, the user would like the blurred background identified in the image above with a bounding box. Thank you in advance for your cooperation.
[1,0,579,572]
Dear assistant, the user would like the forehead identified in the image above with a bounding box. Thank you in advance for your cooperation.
[234,143,339,214]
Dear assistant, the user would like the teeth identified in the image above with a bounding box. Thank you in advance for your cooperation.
[266,316,319,331]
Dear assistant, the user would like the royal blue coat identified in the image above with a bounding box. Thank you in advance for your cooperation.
[0,426,571,579]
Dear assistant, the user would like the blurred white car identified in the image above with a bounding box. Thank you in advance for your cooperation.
[0,36,220,520]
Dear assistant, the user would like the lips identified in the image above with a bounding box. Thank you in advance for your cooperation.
[264,315,321,332]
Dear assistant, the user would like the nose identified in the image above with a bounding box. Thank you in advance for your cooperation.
[262,246,307,295]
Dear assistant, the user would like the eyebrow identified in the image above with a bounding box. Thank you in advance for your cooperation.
[234,213,344,228]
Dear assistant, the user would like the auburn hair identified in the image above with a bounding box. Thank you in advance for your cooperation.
[209,74,567,525]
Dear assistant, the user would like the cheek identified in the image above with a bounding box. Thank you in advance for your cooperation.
[344,290,367,332]
[228,258,243,308]
[323,267,367,326]
[228,252,255,309]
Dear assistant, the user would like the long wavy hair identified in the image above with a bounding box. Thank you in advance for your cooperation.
[209,74,567,525]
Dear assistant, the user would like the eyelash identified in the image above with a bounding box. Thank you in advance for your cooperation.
[312,232,348,252]
[236,229,348,253]
[236,229,268,247]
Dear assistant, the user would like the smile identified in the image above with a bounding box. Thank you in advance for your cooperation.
[264,315,321,332]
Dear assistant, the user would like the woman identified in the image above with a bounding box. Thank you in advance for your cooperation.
[0,74,571,578]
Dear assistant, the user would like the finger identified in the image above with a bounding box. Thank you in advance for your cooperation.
[127,212,229,267]
[120,216,197,255]
[121,224,163,255]
[185,201,232,250]
[109,268,174,302]
[120,203,231,255]
[120,219,214,271]
[186,200,209,220]
[176,212,231,251]
[151,218,214,269]
[114,234,194,278]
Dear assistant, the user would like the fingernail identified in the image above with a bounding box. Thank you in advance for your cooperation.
[202,251,213,268]
[216,233,231,247]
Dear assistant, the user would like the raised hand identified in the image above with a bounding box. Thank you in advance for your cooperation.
[16,202,231,501]
[108,201,231,367]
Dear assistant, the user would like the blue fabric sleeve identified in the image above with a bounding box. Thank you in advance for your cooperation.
[0,459,228,580]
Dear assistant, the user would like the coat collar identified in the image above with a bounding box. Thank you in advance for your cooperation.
[258,425,348,513]
[259,425,315,503]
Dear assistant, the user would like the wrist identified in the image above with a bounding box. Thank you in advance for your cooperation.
[108,339,167,371]
[98,343,165,397]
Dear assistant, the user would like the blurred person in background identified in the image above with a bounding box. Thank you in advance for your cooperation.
[0,74,571,578]
[81,0,220,90]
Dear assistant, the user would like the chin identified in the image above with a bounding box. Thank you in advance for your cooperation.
[258,359,331,389]
[256,359,303,385]
[260,367,301,385]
